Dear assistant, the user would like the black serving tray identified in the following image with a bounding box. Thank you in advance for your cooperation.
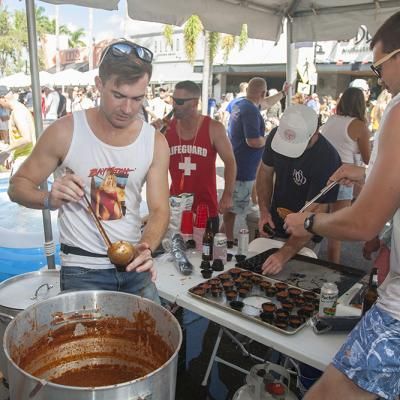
[188,268,319,335]
[235,248,366,296]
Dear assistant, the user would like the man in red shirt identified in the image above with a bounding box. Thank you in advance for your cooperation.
[165,80,236,232]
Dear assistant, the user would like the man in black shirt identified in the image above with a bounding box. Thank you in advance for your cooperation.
[256,104,341,274]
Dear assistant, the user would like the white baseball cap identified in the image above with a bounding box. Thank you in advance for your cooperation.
[349,79,369,91]
[271,104,318,158]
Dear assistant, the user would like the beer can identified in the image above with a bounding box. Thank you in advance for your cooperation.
[319,282,339,316]
[213,233,227,263]
[238,228,249,256]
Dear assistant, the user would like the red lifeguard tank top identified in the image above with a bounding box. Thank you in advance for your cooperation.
[166,116,218,217]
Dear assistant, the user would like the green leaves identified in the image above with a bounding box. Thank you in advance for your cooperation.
[163,25,174,50]
[183,15,203,64]
[68,28,86,48]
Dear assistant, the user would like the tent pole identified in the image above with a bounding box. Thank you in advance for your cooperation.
[201,31,210,116]
[25,0,56,270]
[285,18,295,107]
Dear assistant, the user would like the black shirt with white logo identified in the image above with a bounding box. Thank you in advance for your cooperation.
[262,127,341,237]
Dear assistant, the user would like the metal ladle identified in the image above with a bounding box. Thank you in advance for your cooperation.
[66,168,137,270]
[81,192,136,270]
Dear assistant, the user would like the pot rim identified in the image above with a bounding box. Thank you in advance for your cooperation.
[3,290,183,391]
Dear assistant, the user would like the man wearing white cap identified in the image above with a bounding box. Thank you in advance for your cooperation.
[256,104,341,274]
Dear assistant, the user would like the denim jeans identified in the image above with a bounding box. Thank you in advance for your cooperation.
[60,266,160,304]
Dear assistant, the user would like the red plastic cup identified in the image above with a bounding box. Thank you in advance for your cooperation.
[180,210,194,234]
[194,203,209,228]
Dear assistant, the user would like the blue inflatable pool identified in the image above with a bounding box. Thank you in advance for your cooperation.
[0,175,60,281]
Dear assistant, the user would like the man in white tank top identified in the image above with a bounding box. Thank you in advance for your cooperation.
[8,40,170,303]
[284,11,400,400]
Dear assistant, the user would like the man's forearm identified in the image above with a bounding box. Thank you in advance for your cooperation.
[278,233,312,264]
[7,138,31,153]
[8,176,47,209]
[140,207,170,251]
[260,92,284,111]
[256,175,273,215]
[223,159,236,196]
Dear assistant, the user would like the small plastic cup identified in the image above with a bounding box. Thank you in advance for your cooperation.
[180,210,194,234]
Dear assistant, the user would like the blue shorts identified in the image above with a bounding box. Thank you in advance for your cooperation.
[60,266,160,304]
[231,180,254,215]
[332,304,400,399]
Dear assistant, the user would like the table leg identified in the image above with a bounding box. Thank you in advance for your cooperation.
[201,326,224,386]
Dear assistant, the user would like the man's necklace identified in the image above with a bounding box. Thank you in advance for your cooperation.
[177,116,203,192]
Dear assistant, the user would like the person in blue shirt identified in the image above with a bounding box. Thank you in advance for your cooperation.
[222,77,286,245]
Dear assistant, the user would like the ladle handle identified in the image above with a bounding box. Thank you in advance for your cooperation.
[65,167,112,248]
[82,193,112,248]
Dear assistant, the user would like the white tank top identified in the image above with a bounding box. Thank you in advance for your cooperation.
[371,93,400,319]
[321,115,358,164]
[59,110,155,269]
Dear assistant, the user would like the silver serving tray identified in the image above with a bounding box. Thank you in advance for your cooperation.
[188,268,319,335]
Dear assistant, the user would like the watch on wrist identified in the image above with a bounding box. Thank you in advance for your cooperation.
[304,213,316,234]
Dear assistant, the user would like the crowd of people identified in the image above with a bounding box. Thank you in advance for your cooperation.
[3,9,400,398]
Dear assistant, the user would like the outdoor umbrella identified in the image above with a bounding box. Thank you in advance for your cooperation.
[52,69,86,86]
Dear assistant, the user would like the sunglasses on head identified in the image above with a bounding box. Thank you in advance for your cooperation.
[172,97,197,105]
[99,41,153,66]
[370,48,400,78]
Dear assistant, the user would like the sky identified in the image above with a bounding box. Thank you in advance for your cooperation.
[4,0,166,42]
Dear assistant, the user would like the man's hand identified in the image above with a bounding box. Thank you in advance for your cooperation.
[282,82,290,95]
[151,118,164,131]
[50,172,85,209]
[258,211,275,238]
[126,242,156,281]
[218,192,233,214]
[0,150,11,165]
[328,164,366,187]
[5,153,13,170]
[363,236,381,260]
[261,252,286,275]
[284,212,312,238]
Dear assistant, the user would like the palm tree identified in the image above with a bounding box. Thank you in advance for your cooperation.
[68,28,86,48]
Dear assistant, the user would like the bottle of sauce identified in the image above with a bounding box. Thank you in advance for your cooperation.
[160,110,174,133]
[202,218,214,261]
[362,267,379,315]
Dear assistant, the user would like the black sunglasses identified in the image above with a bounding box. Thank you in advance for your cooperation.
[172,97,197,105]
[99,41,153,66]
[370,64,382,79]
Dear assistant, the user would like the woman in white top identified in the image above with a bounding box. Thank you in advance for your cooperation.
[321,87,371,263]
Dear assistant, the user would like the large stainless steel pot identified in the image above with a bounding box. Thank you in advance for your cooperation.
[0,269,60,379]
[4,290,182,400]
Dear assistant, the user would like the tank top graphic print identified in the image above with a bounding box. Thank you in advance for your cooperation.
[166,116,218,217]
[58,110,155,269]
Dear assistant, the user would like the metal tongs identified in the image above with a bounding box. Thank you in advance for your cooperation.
[299,181,338,213]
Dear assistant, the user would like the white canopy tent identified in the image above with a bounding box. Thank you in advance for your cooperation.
[24,0,399,268]
[39,70,55,86]
[82,68,99,86]
[52,69,86,86]
[41,0,399,42]
[0,71,55,88]
[0,72,31,88]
